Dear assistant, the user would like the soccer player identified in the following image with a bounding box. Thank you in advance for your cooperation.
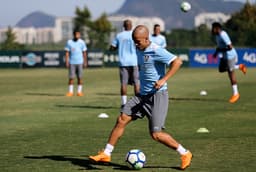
[212,22,247,103]
[89,25,192,170]
[109,19,140,106]
[65,29,87,97]
[150,24,167,48]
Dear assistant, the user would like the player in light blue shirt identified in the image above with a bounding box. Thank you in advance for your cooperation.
[136,42,176,95]
[110,19,140,106]
[90,25,193,170]
[212,22,247,103]
[65,29,87,97]
[150,24,167,48]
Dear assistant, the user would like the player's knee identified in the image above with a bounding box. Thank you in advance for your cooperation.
[150,131,161,141]
[117,114,131,127]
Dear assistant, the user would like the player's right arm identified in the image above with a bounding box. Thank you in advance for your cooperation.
[64,41,70,68]
[65,51,70,68]
[109,35,118,51]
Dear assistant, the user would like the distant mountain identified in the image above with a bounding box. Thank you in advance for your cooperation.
[114,0,244,29]
[16,11,56,28]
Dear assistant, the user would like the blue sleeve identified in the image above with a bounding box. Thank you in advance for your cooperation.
[64,41,70,51]
[111,36,118,47]
[155,48,177,65]
[82,41,87,51]
[220,31,232,45]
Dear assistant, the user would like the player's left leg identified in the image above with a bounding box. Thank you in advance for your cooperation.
[227,58,240,103]
[77,64,84,96]
[148,90,192,169]
[89,113,133,162]
[228,71,240,103]
[66,64,75,96]
[89,95,142,163]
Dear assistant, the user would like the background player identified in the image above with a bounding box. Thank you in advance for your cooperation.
[65,29,87,97]
[212,22,247,103]
[150,24,167,48]
[109,19,140,107]
[89,25,192,170]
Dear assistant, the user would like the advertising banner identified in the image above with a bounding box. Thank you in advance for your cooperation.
[103,51,119,67]
[0,51,21,68]
[237,48,256,67]
[169,48,189,67]
[189,49,218,67]
[43,51,65,67]
[87,51,104,67]
[189,48,256,68]
[21,51,43,68]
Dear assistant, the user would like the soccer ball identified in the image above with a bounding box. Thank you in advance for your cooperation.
[180,1,191,12]
[125,149,146,170]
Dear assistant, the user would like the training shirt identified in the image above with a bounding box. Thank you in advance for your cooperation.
[216,30,237,60]
[111,30,137,66]
[136,42,177,95]
[150,34,167,48]
[65,39,87,64]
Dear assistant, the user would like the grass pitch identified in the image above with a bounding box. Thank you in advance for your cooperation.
[0,68,255,172]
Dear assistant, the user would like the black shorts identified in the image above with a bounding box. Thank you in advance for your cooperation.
[218,57,237,73]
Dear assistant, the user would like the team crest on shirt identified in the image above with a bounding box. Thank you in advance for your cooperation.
[144,55,150,62]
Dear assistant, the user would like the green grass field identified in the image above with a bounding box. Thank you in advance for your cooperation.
[0,68,255,172]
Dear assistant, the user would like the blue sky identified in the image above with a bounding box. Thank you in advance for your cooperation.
[0,0,254,27]
[0,0,125,27]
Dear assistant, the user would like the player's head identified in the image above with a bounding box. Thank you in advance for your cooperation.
[153,24,161,36]
[73,28,81,41]
[212,22,222,35]
[123,19,132,31]
[132,25,150,50]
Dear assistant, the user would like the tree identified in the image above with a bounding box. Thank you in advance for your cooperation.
[73,6,112,50]
[225,2,256,47]
[0,26,24,50]
[90,13,113,50]
[73,6,92,37]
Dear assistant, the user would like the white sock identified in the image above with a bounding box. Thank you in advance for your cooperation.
[77,85,83,93]
[69,85,74,93]
[234,65,239,70]
[121,95,127,105]
[104,144,114,156]
[232,84,239,95]
[176,144,187,155]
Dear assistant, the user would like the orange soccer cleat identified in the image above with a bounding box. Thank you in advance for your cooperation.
[77,92,84,97]
[66,92,73,97]
[229,94,240,103]
[239,64,247,75]
[89,151,111,163]
[180,151,192,170]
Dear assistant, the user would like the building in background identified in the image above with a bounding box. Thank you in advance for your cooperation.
[0,16,73,44]
[194,12,231,29]
[108,15,165,33]
[0,15,165,45]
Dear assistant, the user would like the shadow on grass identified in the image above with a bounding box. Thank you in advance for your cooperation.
[26,92,64,97]
[56,104,118,110]
[24,155,129,170]
[169,97,224,102]
[24,155,182,171]
[144,166,182,170]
